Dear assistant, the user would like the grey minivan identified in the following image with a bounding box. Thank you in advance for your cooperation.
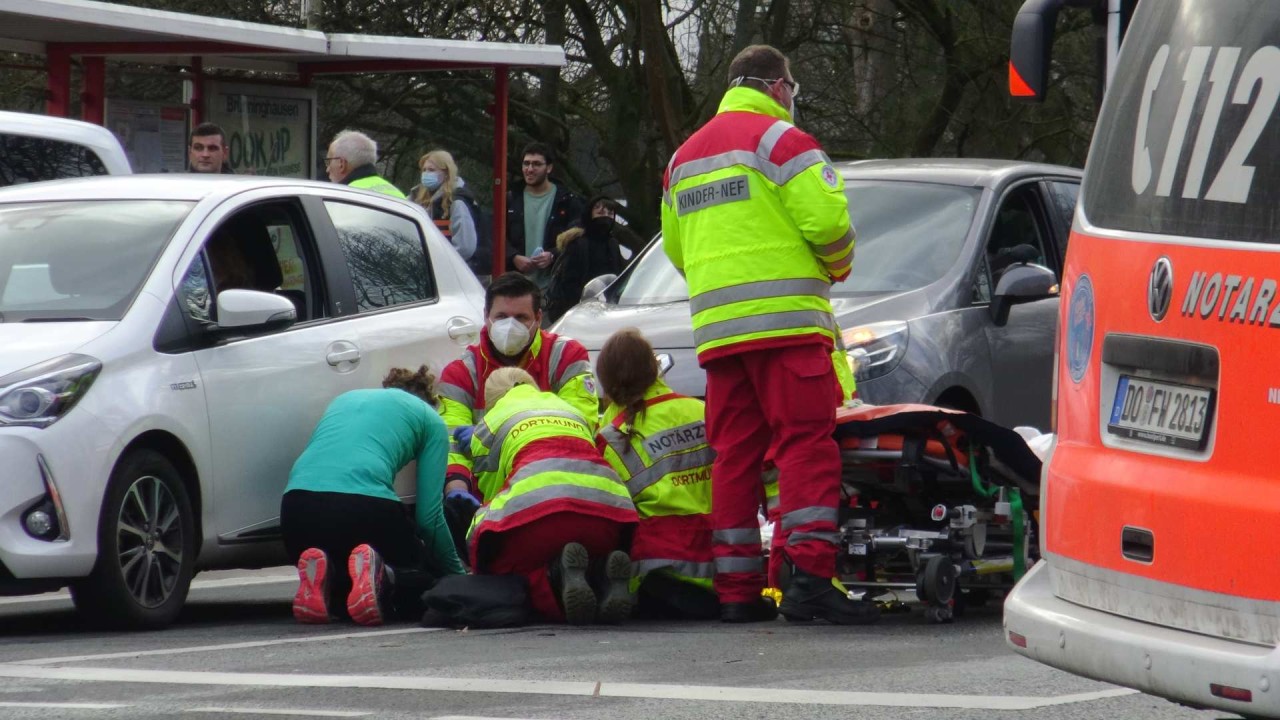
[552,158,1082,431]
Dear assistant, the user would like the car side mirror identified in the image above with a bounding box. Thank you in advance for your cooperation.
[581,273,618,301]
[991,262,1058,327]
[215,289,297,330]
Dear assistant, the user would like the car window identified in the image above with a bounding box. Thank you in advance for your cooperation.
[180,202,321,325]
[0,134,110,186]
[975,184,1057,304]
[324,201,437,312]
[613,180,982,305]
[1046,180,1079,261]
[0,200,191,321]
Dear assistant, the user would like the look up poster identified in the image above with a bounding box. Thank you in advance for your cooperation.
[205,82,317,179]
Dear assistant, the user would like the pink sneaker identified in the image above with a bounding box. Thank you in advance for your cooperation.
[292,548,331,624]
[346,544,388,626]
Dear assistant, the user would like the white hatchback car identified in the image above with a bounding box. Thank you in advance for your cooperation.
[0,110,131,184]
[0,175,483,628]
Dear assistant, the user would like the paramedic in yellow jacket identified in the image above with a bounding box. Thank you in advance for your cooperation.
[595,329,720,620]
[466,368,638,625]
[661,43,877,625]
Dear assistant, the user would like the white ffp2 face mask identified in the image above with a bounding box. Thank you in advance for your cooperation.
[489,317,533,356]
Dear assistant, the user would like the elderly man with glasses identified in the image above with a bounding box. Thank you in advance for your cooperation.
[324,130,405,198]
[504,141,584,293]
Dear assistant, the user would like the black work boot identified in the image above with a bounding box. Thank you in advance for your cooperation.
[778,568,880,625]
[549,543,597,625]
[591,550,635,624]
[720,596,778,623]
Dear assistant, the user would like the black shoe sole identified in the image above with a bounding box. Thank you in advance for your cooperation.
[558,543,596,625]
[595,550,634,624]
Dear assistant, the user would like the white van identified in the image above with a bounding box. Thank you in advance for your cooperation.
[0,110,131,185]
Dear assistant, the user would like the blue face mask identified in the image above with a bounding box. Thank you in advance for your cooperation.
[422,170,443,190]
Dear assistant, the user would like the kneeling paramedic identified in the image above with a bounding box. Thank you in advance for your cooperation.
[466,368,639,624]
[595,328,719,619]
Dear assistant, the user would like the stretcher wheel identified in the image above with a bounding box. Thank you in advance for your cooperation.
[922,555,956,606]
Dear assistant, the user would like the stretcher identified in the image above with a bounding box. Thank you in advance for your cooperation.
[829,403,1042,623]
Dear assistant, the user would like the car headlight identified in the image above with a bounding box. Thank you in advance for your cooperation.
[843,321,909,382]
[0,354,102,428]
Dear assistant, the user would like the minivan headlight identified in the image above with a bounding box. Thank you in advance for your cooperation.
[0,354,102,428]
[843,321,909,382]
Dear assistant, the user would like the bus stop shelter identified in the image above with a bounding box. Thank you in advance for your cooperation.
[0,0,568,275]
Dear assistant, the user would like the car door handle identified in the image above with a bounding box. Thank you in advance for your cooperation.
[327,348,361,366]
[447,317,479,343]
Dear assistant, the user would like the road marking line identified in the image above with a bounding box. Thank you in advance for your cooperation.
[0,664,1140,710]
[0,701,127,709]
[0,573,296,606]
[16,627,441,666]
[185,708,369,717]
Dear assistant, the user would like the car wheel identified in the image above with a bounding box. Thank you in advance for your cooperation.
[71,449,196,629]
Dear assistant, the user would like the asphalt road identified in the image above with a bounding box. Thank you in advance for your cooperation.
[0,570,1241,720]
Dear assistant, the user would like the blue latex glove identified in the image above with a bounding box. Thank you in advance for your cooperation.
[446,489,480,508]
[452,425,474,448]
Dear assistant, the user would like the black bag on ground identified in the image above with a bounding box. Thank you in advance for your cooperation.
[420,574,530,628]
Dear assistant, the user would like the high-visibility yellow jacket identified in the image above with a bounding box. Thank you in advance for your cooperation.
[466,384,636,558]
[437,329,598,484]
[597,380,715,589]
[348,173,406,198]
[661,86,855,364]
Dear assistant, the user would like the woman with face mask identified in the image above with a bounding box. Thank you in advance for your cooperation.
[411,149,477,261]
[544,195,639,323]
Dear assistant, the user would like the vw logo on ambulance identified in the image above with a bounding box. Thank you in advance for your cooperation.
[1149,257,1173,322]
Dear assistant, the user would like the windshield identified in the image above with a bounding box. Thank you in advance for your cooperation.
[0,200,192,321]
[614,179,980,305]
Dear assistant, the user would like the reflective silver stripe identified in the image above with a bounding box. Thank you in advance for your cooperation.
[627,447,714,497]
[554,361,592,392]
[478,482,634,527]
[473,409,591,473]
[461,353,479,395]
[506,457,620,488]
[826,253,853,276]
[689,278,830,316]
[634,558,716,579]
[757,120,793,158]
[598,424,631,454]
[548,337,568,382]
[713,528,762,545]
[437,382,474,407]
[765,494,780,511]
[668,144,827,189]
[599,425,647,479]
[714,556,764,574]
[786,531,841,546]
[448,436,461,455]
[781,505,839,531]
[694,309,836,347]
[777,148,832,185]
[816,227,854,258]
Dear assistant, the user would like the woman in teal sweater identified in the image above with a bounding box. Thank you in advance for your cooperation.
[282,366,465,626]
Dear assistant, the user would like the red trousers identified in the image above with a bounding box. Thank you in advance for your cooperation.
[473,511,626,622]
[704,344,842,604]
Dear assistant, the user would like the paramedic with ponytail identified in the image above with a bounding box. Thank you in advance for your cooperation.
[661,43,878,624]
[595,328,719,619]
[466,368,639,624]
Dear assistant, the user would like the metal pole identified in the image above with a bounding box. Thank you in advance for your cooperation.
[80,56,105,125]
[492,65,509,278]
[190,56,204,126]
[45,45,71,117]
